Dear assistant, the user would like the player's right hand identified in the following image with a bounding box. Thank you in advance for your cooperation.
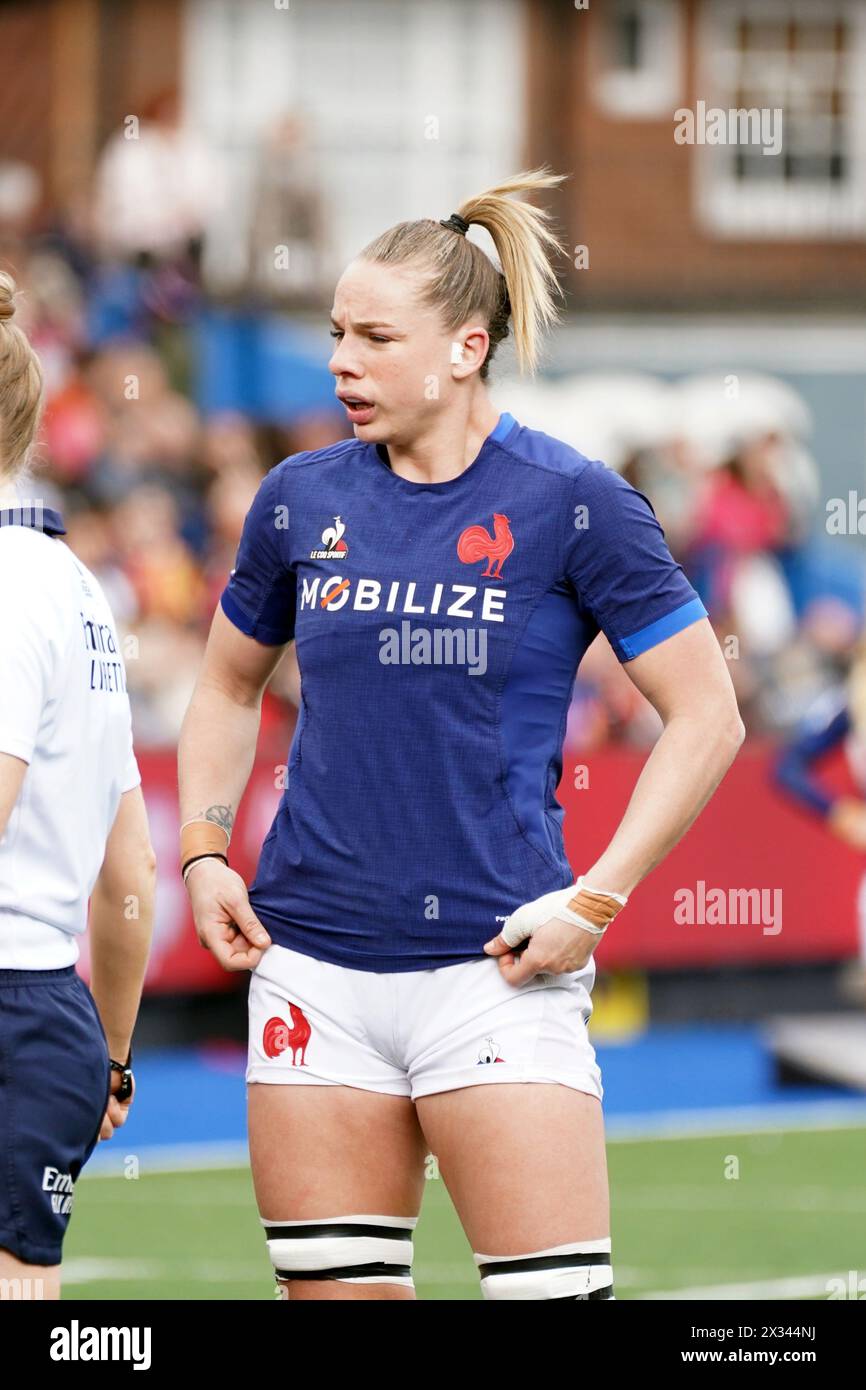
[185,858,272,971]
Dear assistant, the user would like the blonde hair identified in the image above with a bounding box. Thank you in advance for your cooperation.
[0,270,45,486]
[359,166,568,378]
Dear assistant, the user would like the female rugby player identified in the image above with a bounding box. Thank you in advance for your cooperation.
[0,272,154,1298]
[179,169,744,1301]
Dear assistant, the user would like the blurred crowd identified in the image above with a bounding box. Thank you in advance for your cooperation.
[2,90,862,752]
[0,89,342,751]
[497,374,865,752]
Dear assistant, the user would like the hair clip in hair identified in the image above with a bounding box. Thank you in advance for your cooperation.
[439,212,469,236]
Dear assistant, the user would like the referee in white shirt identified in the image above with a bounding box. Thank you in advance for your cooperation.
[0,272,154,1299]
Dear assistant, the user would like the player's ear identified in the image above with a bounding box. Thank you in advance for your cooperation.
[453,326,489,376]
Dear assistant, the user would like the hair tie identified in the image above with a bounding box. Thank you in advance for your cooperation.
[439,212,469,236]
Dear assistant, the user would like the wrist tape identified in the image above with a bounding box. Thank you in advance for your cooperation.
[180,818,230,876]
[499,876,628,948]
[562,876,628,936]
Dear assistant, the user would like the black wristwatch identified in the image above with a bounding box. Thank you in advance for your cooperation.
[109,1047,134,1102]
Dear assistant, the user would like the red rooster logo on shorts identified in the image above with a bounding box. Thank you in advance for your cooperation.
[457,514,514,579]
[263,1002,311,1065]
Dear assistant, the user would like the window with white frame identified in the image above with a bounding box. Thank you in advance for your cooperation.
[695,0,866,238]
[595,0,683,118]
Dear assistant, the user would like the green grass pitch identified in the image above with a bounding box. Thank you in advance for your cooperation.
[64,1124,866,1300]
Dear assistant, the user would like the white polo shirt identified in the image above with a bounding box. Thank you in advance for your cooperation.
[0,502,140,968]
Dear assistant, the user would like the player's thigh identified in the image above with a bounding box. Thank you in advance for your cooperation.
[248,1082,428,1215]
[0,1248,59,1300]
[414,1082,609,1253]
[248,1083,429,1300]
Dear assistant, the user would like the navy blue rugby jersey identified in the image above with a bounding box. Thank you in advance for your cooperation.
[220,411,707,972]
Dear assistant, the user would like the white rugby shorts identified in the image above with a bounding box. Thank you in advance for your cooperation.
[246,943,603,1102]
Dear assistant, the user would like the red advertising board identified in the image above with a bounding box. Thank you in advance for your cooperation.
[563,740,860,969]
[79,739,860,994]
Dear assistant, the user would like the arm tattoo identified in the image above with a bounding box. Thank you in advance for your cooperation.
[199,804,235,836]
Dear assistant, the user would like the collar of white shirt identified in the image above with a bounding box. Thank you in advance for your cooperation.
[0,503,66,536]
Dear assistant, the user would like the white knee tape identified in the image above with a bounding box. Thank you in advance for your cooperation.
[263,1214,417,1286]
[474,1237,613,1300]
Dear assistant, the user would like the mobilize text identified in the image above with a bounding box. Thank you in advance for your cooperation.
[300,574,507,622]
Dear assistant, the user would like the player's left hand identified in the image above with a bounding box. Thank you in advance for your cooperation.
[483,914,598,986]
[98,1067,135,1142]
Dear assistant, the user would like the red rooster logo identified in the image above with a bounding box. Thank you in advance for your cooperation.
[456,513,514,579]
[263,1002,312,1066]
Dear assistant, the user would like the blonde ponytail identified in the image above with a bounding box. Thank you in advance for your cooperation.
[360,166,568,378]
[0,271,45,485]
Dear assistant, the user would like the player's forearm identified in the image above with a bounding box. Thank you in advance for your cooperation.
[88,858,154,1060]
[177,676,263,840]
[582,706,744,897]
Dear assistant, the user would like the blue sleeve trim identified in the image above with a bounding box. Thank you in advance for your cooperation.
[618,596,708,661]
[220,588,293,646]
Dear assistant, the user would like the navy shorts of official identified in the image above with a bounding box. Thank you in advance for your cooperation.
[0,966,110,1265]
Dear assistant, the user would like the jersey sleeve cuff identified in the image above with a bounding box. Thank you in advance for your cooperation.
[617,596,708,661]
[0,730,35,763]
[220,589,294,646]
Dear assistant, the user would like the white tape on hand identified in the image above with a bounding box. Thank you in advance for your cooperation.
[498,886,601,949]
[498,877,629,949]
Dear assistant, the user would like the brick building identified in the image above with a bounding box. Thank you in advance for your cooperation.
[1,0,864,309]
[527,0,866,308]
